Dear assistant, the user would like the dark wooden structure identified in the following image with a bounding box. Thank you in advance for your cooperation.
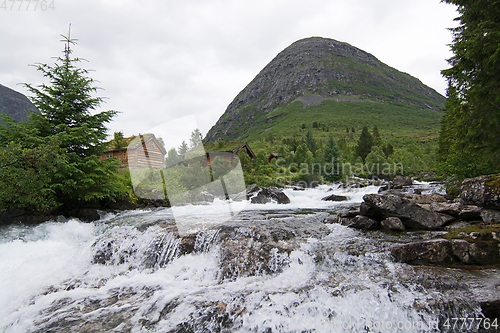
[203,142,256,167]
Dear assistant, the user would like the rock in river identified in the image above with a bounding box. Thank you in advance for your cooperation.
[363,194,448,230]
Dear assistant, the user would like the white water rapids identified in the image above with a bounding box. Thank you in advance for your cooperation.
[0,184,491,332]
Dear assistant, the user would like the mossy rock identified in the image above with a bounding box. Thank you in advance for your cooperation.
[444,223,500,242]
[461,174,500,209]
[485,174,500,188]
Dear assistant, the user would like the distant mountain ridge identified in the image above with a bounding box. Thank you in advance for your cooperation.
[205,37,445,142]
[0,84,38,122]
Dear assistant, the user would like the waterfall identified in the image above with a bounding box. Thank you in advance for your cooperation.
[0,184,492,333]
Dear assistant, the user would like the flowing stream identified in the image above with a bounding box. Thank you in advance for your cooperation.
[0,184,497,332]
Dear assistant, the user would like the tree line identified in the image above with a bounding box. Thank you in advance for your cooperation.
[1,0,497,215]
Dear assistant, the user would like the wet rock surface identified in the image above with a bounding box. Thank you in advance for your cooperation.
[362,193,447,230]
[347,215,378,231]
[381,216,406,231]
[321,194,349,202]
[247,186,291,204]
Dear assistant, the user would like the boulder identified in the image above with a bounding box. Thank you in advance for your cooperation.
[392,176,413,187]
[481,209,500,223]
[451,239,500,265]
[460,174,500,210]
[230,190,247,202]
[198,191,215,203]
[250,187,290,205]
[246,184,261,199]
[437,213,456,225]
[323,215,341,224]
[250,190,271,204]
[420,201,462,217]
[338,204,361,218]
[404,193,448,204]
[347,215,378,231]
[391,239,455,264]
[363,194,448,230]
[459,205,482,220]
[381,217,405,231]
[321,194,349,202]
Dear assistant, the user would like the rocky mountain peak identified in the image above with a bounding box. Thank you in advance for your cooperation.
[205,36,445,142]
[0,84,38,122]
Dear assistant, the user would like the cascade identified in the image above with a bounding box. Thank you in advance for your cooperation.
[0,183,496,332]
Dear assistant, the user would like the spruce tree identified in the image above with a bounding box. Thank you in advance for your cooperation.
[305,130,318,157]
[355,126,373,162]
[372,125,382,147]
[439,0,500,177]
[30,31,118,204]
[323,134,343,181]
[1,30,119,208]
[178,140,189,155]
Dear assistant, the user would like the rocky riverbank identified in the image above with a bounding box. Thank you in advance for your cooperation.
[328,174,500,268]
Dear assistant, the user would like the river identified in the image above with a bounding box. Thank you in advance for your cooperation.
[0,183,497,332]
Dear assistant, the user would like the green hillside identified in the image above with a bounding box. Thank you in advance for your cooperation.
[236,98,442,143]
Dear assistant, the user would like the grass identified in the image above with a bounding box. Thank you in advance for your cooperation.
[238,98,443,145]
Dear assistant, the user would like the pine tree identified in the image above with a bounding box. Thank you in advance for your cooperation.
[165,148,182,167]
[25,32,117,158]
[305,130,318,157]
[178,140,189,155]
[23,30,117,205]
[372,125,382,147]
[355,126,373,162]
[190,128,203,148]
[439,0,500,177]
[323,134,343,181]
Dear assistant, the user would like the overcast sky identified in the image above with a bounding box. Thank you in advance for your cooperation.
[1,0,458,140]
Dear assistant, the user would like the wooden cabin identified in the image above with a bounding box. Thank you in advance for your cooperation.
[99,133,166,169]
[202,141,256,167]
[183,141,256,168]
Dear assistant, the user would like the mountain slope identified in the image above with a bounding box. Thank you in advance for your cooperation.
[205,37,445,143]
[0,84,38,122]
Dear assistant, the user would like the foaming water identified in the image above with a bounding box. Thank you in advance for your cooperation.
[0,185,485,332]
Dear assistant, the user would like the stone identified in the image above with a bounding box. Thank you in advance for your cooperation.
[481,209,500,223]
[338,204,361,218]
[423,201,462,217]
[362,194,448,230]
[392,176,413,187]
[250,187,290,204]
[246,184,261,199]
[437,213,456,225]
[230,190,247,201]
[459,205,482,220]
[323,215,341,224]
[460,174,500,210]
[451,239,500,265]
[198,191,215,203]
[250,190,271,204]
[380,217,405,231]
[347,215,378,231]
[321,194,349,202]
[391,239,455,264]
[404,193,447,204]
